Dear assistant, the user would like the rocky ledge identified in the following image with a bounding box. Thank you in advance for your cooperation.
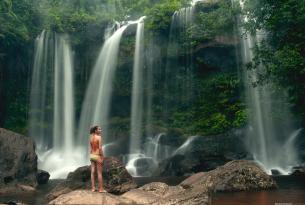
[48,160,277,205]
[46,157,137,201]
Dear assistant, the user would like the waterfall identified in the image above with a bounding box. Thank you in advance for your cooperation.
[29,31,79,178]
[164,4,195,120]
[53,35,75,153]
[144,133,174,162]
[129,16,146,154]
[77,24,129,147]
[238,0,300,174]
[29,30,51,152]
[78,17,147,156]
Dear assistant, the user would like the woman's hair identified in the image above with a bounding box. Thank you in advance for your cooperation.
[90,125,100,134]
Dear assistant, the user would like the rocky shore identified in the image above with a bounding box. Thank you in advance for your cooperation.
[0,128,278,205]
[48,160,277,205]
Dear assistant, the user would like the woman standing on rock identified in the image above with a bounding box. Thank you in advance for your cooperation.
[89,125,106,193]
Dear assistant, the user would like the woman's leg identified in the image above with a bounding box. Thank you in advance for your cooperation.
[91,161,96,191]
[97,157,104,192]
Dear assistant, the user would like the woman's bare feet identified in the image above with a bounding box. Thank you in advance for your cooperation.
[98,189,107,193]
[91,188,96,192]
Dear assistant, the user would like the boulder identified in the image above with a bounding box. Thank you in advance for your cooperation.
[36,169,50,184]
[158,129,248,176]
[180,160,277,192]
[46,157,137,201]
[122,182,211,205]
[271,169,281,176]
[0,128,37,189]
[291,166,305,176]
[123,160,274,204]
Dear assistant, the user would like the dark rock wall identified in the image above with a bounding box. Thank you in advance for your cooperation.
[0,128,37,187]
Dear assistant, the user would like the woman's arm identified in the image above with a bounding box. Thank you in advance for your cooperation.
[89,135,92,154]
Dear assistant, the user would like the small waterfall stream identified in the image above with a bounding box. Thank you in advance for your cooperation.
[130,16,146,155]
[29,30,52,152]
[238,0,300,174]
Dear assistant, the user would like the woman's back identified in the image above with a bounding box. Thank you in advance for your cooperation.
[90,135,100,154]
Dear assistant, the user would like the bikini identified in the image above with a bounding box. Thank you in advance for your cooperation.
[90,153,101,162]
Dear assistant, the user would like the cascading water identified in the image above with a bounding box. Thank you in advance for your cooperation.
[29,31,81,178]
[144,41,160,138]
[172,135,199,156]
[129,16,146,155]
[77,23,129,147]
[163,1,198,120]
[53,35,75,153]
[77,17,148,152]
[238,0,300,174]
[144,133,174,162]
[29,30,53,152]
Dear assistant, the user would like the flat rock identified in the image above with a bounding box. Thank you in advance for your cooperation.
[122,182,210,205]
[48,190,136,205]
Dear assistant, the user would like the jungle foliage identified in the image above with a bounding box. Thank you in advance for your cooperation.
[2,0,303,136]
[243,0,305,121]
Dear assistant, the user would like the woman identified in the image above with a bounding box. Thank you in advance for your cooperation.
[89,125,106,193]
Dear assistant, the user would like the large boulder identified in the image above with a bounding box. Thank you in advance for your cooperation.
[0,128,37,189]
[158,129,248,176]
[46,157,137,201]
[180,160,277,192]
